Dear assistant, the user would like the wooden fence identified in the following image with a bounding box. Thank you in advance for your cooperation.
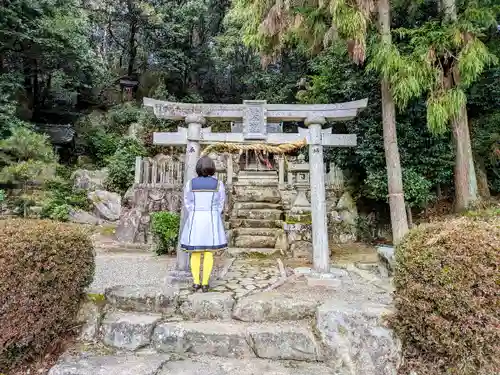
[134,154,344,190]
[134,155,184,186]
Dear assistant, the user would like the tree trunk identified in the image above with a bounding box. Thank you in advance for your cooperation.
[441,0,457,21]
[475,155,491,199]
[378,0,409,245]
[441,0,479,212]
[381,79,409,243]
[406,203,413,228]
[127,21,137,77]
[452,102,479,211]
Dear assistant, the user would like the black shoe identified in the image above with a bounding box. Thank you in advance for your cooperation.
[192,284,201,292]
[201,285,209,293]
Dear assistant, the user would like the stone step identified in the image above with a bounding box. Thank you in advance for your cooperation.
[99,311,322,361]
[232,292,318,322]
[152,321,322,361]
[233,202,283,210]
[236,209,283,221]
[101,311,162,350]
[180,292,235,320]
[48,354,170,375]
[57,300,401,374]
[104,284,180,315]
[50,354,335,375]
[229,218,282,229]
[234,235,276,249]
[102,287,316,324]
[233,186,281,203]
[233,228,282,237]
[160,355,335,375]
[226,247,281,258]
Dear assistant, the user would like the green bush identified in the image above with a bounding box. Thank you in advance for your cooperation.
[105,137,147,194]
[107,103,143,134]
[0,219,95,371]
[364,168,435,209]
[81,127,120,167]
[40,179,91,222]
[0,126,58,217]
[136,110,177,156]
[392,215,500,375]
[40,200,72,221]
[150,211,181,255]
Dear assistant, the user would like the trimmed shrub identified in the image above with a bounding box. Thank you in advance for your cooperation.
[0,219,95,371]
[150,211,180,255]
[392,215,500,375]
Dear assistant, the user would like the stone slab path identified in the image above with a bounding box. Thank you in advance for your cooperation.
[209,259,282,298]
[90,233,284,297]
[89,250,282,297]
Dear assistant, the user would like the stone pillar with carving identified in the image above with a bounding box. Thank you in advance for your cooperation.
[173,114,205,279]
[305,116,330,273]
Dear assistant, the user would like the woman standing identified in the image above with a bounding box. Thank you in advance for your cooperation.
[180,156,227,292]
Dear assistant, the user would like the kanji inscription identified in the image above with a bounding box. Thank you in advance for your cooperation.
[243,101,266,138]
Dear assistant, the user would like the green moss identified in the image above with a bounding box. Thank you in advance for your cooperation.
[463,207,500,219]
[99,225,116,236]
[338,325,348,336]
[241,251,280,259]
[87,293,105,304]
[285,214,312,225]
[90,195,103,204]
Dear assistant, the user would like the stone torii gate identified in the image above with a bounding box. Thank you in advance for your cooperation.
[144,97,368,279]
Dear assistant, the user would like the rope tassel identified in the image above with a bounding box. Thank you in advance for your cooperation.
[201,139,307,156]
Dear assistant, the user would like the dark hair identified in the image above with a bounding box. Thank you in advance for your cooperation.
[196,156,216,177]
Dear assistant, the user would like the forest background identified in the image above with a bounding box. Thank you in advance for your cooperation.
[0,0,499,239]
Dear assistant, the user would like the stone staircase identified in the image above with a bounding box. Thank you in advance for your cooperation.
[52,286,337,375]
[95,287,324,361]
[50,266,401,375]
[226,171,286,258]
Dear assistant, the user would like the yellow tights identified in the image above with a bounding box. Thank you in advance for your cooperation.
[190,252,214,285]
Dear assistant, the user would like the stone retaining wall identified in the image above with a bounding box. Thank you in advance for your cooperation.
[116,184,232,244]
[115,185,183,243]
[116,183,358,251]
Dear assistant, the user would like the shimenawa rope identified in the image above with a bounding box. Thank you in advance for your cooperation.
[200,139,307,156]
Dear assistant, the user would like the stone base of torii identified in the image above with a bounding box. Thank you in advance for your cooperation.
[144,98,368,282]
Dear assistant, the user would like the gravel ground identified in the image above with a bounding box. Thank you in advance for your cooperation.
[88,250,176,294]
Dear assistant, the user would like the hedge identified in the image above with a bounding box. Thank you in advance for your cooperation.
[392,215,500,375]
[0,219,95,372]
